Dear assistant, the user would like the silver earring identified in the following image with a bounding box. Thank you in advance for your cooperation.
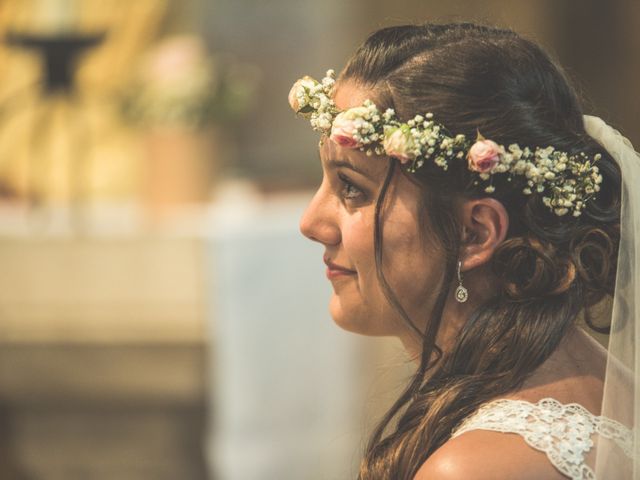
[455,260,468,303]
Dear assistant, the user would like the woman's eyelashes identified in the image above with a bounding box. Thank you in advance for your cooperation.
[337,172,366,202]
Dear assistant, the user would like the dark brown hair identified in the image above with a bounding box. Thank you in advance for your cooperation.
[337,23,621,479]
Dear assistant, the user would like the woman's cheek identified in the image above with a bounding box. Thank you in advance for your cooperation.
[383,223,428,292]
[344,212,376,285]
[345,208,373,253]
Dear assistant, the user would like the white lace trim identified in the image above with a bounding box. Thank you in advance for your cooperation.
[450,397,632,480]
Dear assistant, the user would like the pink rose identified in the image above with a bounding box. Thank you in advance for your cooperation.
[467,139,501,173]
[329,110,364,148]
[383,127,416,163]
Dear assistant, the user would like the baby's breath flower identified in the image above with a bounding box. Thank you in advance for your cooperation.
[289,70,603,217]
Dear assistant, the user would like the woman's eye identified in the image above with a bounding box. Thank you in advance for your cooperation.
[337,173,364,201]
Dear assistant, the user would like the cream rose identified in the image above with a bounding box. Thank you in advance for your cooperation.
[288,76,316,113]
[383,126,416,163]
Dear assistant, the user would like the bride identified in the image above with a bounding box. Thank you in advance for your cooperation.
[290,23,637,479]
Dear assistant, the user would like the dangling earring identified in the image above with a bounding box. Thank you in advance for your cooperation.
[455,260,468,303]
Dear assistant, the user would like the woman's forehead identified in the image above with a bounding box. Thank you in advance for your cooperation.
[333,79,376,110]
[320,137,387,180]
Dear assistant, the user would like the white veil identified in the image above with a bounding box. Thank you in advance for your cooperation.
[584,115,639,478]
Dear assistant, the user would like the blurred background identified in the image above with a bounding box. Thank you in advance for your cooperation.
[0,0,636,479]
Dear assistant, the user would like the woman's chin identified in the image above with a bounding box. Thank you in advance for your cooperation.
[328,295,394,336]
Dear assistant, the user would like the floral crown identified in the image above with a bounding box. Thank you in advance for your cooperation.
[288,69,603,217]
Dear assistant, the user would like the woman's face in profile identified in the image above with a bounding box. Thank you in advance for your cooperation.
[299,81,446,339]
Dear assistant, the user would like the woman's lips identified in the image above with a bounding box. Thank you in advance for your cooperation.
[324,258,357,280]
[326,267,357,280]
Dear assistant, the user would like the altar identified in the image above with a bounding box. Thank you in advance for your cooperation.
[0,186,409,479]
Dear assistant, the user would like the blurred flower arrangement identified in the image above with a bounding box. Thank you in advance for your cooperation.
[117,35,261,218]
[120,35,261,129]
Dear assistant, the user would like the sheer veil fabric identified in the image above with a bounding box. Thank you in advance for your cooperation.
[583,115,639,478]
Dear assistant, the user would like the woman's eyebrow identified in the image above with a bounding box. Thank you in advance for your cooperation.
[325,158,375,179]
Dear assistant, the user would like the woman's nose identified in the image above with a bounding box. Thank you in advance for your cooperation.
[299,190,341,246]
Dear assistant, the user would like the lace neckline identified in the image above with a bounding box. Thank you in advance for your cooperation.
[450,397,632,480]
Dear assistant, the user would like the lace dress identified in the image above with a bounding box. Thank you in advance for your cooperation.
[450,397,632,480]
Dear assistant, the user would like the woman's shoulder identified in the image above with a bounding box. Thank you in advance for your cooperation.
[414,328,611,480]
[414,396,598,480]
[414,394,633,480]
[413,426,567,480]
[413,326,630,480]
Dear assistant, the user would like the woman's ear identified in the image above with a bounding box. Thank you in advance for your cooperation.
[459,198,509,271]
